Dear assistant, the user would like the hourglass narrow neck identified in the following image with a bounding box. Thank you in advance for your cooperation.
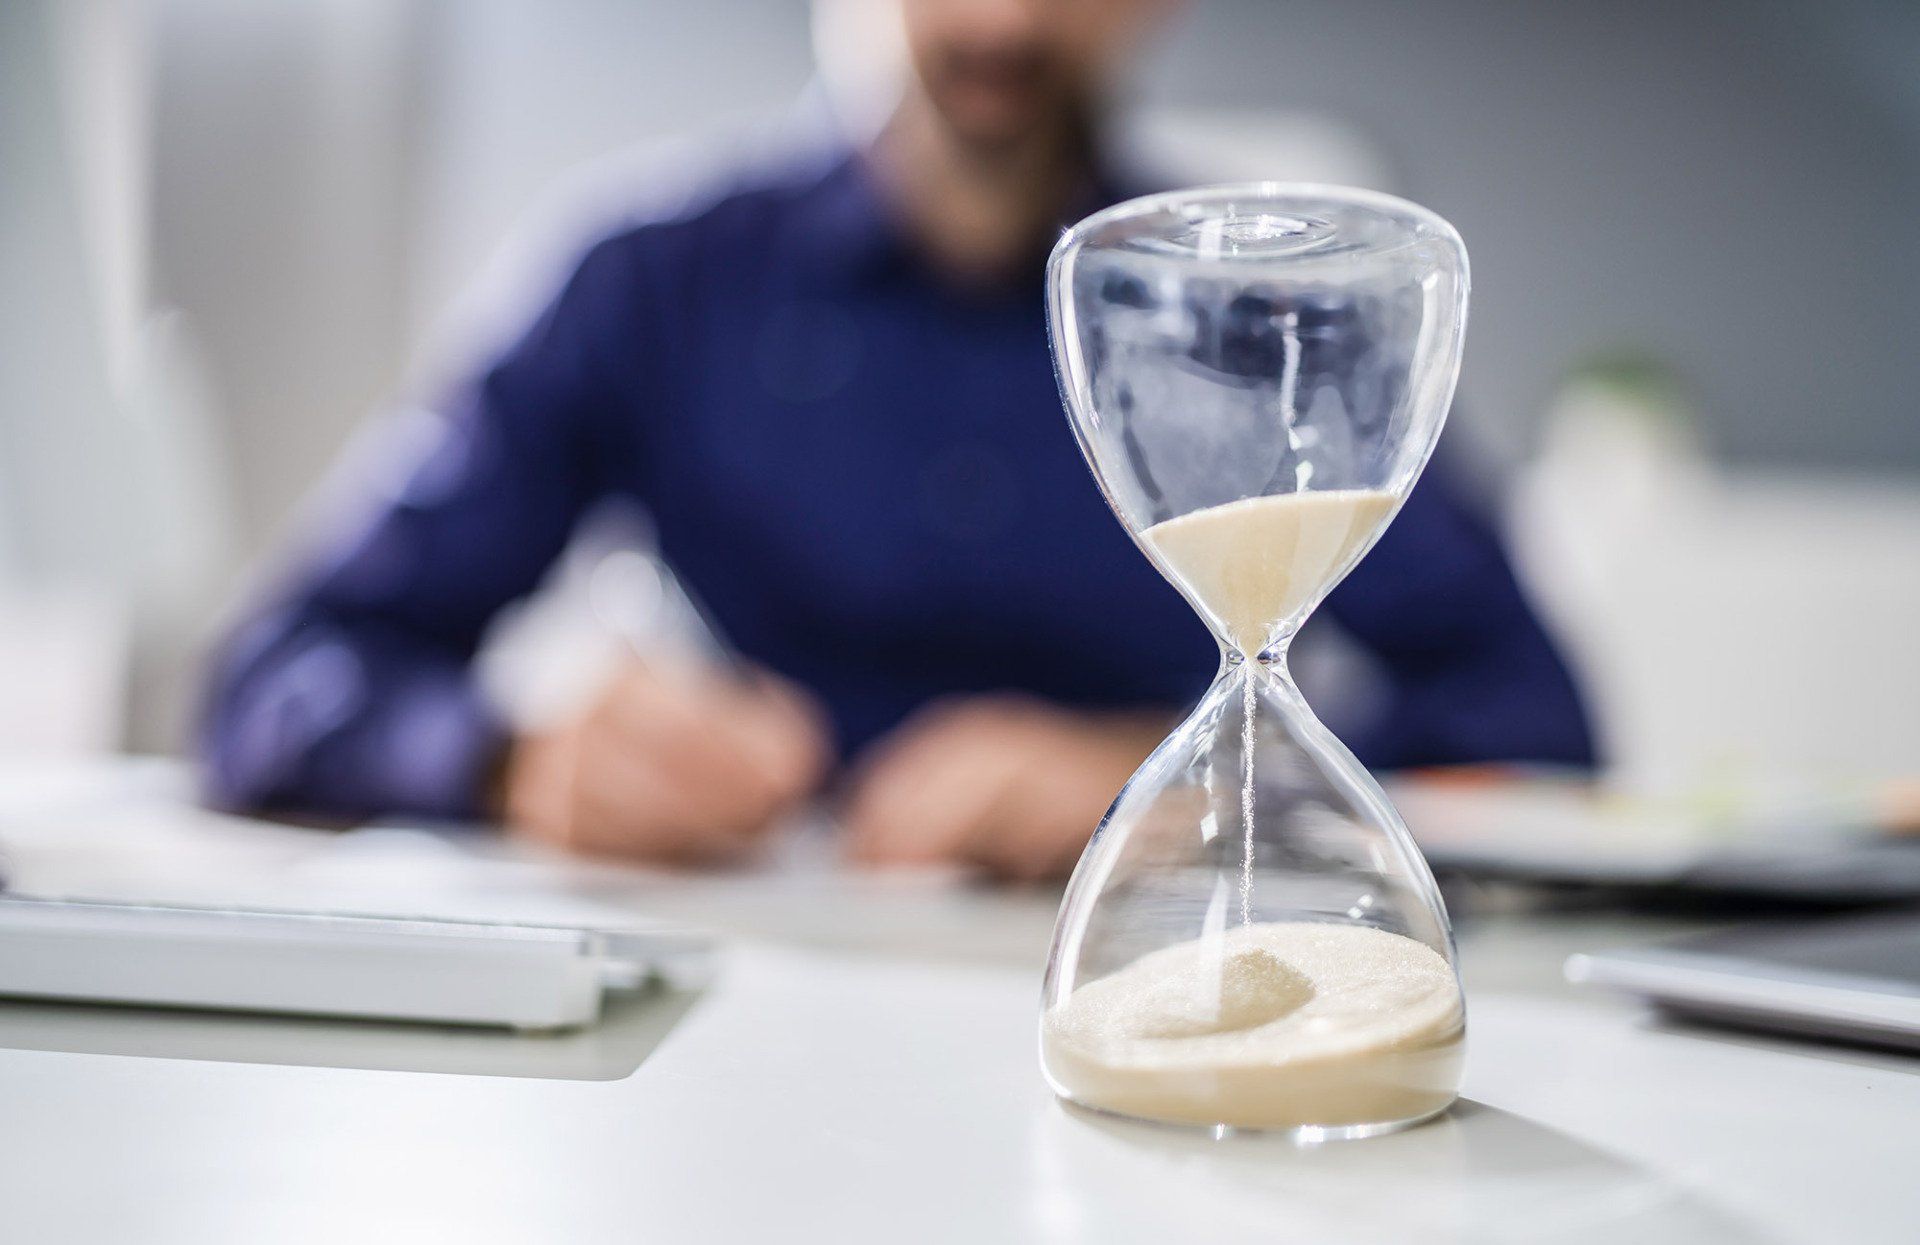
[1221,637,1296,686]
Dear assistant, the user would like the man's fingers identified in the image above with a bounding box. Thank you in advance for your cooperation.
[603,670,767,805]
[843,697,1156,882]
[964,772,1090,883]
[571,745,760,864]
[503,660,838,868]
[846,731,1014,867]
[725,675,832,809]
[841,717,951,858]
[599,665,828,836]
[845,699,1027,861]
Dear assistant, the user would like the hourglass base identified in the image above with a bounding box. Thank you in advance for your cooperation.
[1049,1086,1458,1143]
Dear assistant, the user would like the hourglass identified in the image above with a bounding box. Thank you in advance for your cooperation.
[1039,185,1471,1139]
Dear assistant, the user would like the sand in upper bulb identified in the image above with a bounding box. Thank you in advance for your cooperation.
[1041,922,1464,1131]
[1143,490,1395,657]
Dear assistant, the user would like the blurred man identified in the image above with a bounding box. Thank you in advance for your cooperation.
[202,0,1593,879]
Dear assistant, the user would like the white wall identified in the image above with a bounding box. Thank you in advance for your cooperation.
[149,0,427,566]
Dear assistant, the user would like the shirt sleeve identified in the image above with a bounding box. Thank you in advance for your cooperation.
[1326,460,1599,771]
[198,236,646,821]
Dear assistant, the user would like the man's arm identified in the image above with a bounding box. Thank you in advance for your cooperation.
[1327,461,1598,771]
[199,238,641,820]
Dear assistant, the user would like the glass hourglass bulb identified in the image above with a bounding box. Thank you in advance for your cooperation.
[1039,184,1471,1139]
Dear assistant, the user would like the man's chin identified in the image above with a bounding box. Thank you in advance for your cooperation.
[929,91,1061,155]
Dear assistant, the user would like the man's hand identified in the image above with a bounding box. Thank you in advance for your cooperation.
[843,695,1165,883]
[501,662,831,865]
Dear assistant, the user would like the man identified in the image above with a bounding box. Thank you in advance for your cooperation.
[202,0,1593,879]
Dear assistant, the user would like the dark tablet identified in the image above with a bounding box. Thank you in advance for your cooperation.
[1566,908,1920,1051]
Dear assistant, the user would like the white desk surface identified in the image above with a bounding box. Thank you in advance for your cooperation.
[0,759,1914,1244]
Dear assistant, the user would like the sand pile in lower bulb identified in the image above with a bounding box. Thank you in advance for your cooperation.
[1042,922,1464,1130]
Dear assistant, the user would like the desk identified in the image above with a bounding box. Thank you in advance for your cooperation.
[0,760,1913,1244]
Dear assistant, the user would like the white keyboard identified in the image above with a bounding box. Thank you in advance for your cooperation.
[0,896,707,1030]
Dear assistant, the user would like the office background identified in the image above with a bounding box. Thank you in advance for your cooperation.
[3,0,1916,782]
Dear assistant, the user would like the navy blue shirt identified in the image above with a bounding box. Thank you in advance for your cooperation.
[200,150,1595,820]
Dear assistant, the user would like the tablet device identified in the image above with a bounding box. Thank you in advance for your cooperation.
[1566,908,1920,1051]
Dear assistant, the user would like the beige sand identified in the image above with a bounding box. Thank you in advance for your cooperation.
[1042,922,1464,1131]
[1144,490,1395,655]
